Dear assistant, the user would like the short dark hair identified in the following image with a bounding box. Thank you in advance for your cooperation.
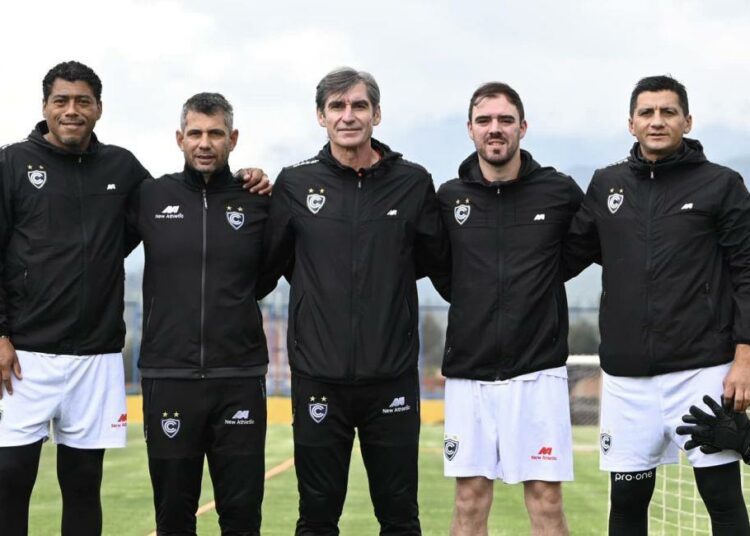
[629,75,689,116]
[180,92,234,131]
[315,67,380,112]
[43,61,102,103]
[468,82,525,122]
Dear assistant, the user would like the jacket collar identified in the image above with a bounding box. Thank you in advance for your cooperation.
[627,138,707,176]
[317,138,402,177]
[181,163,235,190]
[29,120,101,157]
[457,149,540,186]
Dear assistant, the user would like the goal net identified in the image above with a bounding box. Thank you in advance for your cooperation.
[649,451,750,535]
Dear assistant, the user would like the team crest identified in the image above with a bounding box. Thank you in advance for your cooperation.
[444,437,459,460]
[161,411,181,438]
[308,396,328,423]
[600,432,612,454]
[226,206,245,230]
[307,188,326,214]
[607,189,624,214]
[27,168,47,189]
[454,198,471,225]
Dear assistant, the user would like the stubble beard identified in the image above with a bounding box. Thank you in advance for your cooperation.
[478,138,518,168]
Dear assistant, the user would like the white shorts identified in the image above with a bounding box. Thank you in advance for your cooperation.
[443,367,574,484]
[599,363,741,472]
[0,350,127,448]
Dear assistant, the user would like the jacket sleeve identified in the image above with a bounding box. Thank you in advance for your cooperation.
[561,174,602,281]
[257,173,295,300]
[415,176,451,301]
[124,158,151,256]
[0,149,12,336]
[125,180,145,257]
[717,173,750,344]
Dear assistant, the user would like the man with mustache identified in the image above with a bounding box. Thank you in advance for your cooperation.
[439,82,582,536]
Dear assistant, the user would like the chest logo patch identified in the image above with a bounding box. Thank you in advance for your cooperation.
[306,188,326,215]
[27,167,47,189]
[226,206,245,230]
[454,197,471,225]
[607,188,624,214]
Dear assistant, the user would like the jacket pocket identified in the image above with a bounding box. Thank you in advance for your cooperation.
[702,282,728,334]
[142,378,157,442]
[11,268,30,327]
[598,289,607,344]
[251,302,263,344]
[551,289,560,343]
[292,292,305,348]
[403,296,414,340]
[144,298,156,342]
[703,282,714,317]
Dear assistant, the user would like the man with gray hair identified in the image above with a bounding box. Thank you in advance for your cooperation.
[263,67,449,534]
[126,92,273,535]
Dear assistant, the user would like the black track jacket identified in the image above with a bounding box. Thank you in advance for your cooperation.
[438,151,583,381]
[564,139,750,376]
[128,166,271,379]
[0,122,149,354]
[262,140,449,384]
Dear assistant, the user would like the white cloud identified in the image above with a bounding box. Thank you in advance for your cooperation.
[2,0,750,177]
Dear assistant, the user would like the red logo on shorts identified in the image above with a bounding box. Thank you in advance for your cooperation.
[111,413,128,429]
[531,446,558,461]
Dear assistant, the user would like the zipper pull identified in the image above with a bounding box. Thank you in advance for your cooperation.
[358,179,362,189]
[650,168,655,179]
[497,187,501,195]
[202,190,208,209]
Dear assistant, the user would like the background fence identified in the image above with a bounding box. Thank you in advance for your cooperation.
[123,297,603,423]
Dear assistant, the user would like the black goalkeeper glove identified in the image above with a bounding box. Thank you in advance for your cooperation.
[676,395,750,462]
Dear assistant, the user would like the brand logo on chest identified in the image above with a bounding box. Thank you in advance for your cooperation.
[155,205,184,220]
[607,188,624,214]
[27,165,47,189]
[306,188,326,214]
[226,205,245,230]
[454,198,471,225]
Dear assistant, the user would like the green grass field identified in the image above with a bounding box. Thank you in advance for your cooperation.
[29,425,608,535]
[28,423,750,535]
